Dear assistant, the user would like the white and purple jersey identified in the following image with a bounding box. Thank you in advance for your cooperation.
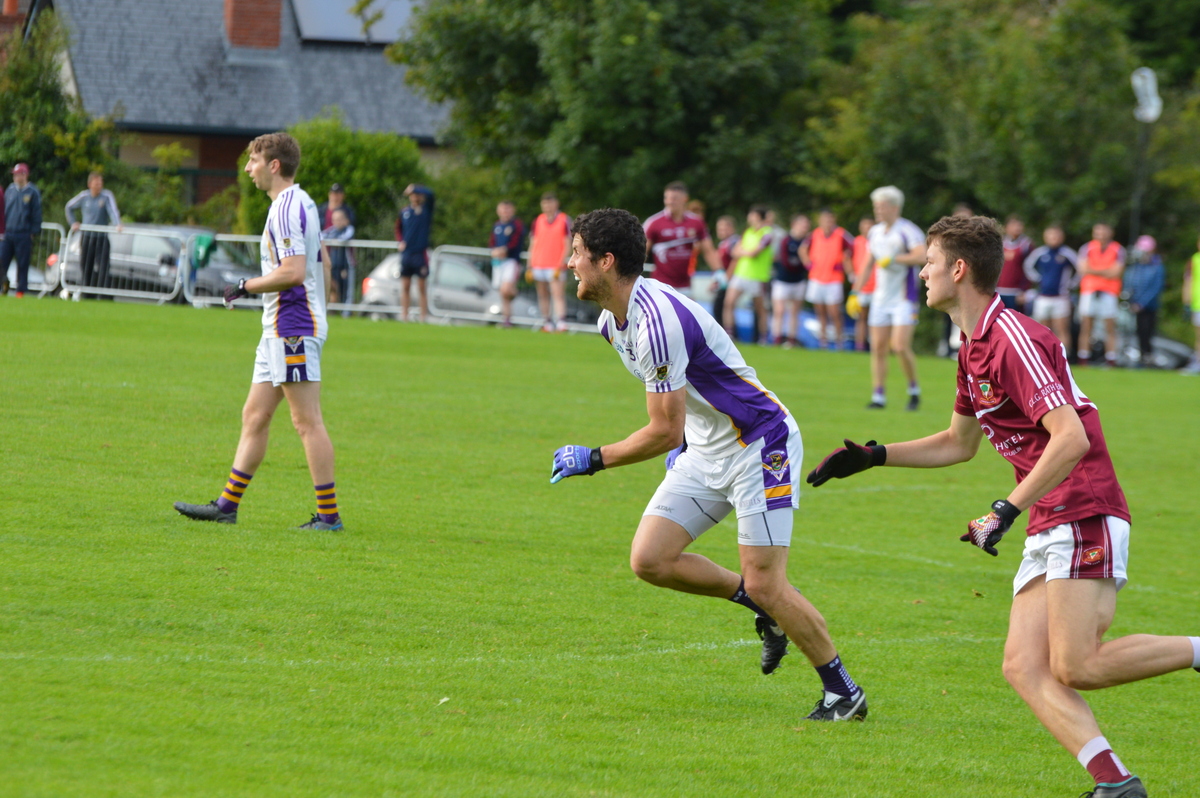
[260,184,327,340]
[598,277,791,459]
[867,217,924,305]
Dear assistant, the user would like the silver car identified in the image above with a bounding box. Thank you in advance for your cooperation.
[362,252,540,322]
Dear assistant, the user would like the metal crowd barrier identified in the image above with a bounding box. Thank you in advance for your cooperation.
[23,222,65,297]
[59,224,184,303]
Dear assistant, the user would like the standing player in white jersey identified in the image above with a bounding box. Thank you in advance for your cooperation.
[852,185,925,410]
[174,133,342,531]
[550,208,867,721]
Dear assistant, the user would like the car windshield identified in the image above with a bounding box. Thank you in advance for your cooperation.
[436,259,486,291]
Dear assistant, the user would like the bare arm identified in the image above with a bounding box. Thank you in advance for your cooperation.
[1003,405,1089,512]
[851,257,875,294]
[894,242,927,267]
[598,388,686,467]
[880,411,984,468]
[699,237,723,272]
[1095,259,1124,280]
[246,254,306,294]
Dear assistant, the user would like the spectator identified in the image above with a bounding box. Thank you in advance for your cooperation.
[725,205,774,344]
[1023,223,1077,349]
[710,214,739,329]
[321,207,355,307]
[1076,222,1125,367]
[642,181,723,297]
[803,208,855,350]
[318,183,356,229]
[65,171,121,294]
[0,163,42,298]
[1183,234,1200,374]
[853,185,924,410]
[1123,234,1164,368]
[951,202,974,218]
[849,216,875,352]
[489,200,525,328]
[770,213,809,348]
[999,214,1033,311]
[395,183,435,323]
[528,192,572,332]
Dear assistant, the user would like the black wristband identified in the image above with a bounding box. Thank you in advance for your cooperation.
[239,278,250,295]
[589,447,606,474]
[991,499,1021,523]
[865,440,887,467]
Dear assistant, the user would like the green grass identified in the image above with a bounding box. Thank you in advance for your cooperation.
[2,298,1197,797]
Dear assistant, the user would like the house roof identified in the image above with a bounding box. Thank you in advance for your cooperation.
[48,0,447,142]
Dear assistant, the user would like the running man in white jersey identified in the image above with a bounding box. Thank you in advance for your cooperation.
[174,132,342,531]
[853,185,925,410]
[550,208,867,721]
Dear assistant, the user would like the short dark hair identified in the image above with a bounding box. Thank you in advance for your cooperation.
[1005,213,1023,224]
[664,181,688,194]
[541,192,557,201]
[573,208,646,280]
[248,132,301,178]
[88,171,103,181]
[926,215,1004,294]
[749,204,770,220]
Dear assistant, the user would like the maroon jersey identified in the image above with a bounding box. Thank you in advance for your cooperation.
[998,235,1032,294]
[643,210,709,290]
[954,295,1130,535]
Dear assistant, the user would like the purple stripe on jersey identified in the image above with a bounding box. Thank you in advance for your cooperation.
[906,267,918,302]
[632,294,665,363]
[601,321,611,343]
[277,285,316,338]
[638,287,671,364]
[661,293,786,443]
[760,422,794,510]
[298,200,307,234]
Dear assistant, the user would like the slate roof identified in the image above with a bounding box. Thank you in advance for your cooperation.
[49,0,447,142]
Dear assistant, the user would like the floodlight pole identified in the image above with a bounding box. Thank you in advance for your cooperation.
[1129,67,1161,243]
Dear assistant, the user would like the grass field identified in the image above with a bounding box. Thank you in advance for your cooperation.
[3,298,1198,797]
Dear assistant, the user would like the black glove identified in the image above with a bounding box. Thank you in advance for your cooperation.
[805,439,886,487]
[223,278,250,308]
[960,499,1021,556]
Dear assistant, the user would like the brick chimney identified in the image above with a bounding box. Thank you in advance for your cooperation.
[225,0,281,49]
[0,0,24,40]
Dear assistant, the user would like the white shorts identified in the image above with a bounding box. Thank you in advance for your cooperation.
[1190,310,1200,327]
[729,275,764,298]
[806,280,844,306]
[1078,291,1119,320]
[253,335,323,386]
[1032,295,1072,322]
[643,420,802,546]
[531,267,563,283]
[1013,515,1130,596]
[867,297,916,327]
[771,280,807,302]
[491,258,520,288]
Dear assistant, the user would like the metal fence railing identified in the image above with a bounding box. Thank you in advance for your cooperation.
[59,224,185,303]
[1,222,65,297]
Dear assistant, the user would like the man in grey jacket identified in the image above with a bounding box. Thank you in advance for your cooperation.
[66,172,122,291]
[0,163,42,297]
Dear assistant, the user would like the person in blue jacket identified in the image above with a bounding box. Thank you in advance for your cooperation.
[1124,234,1165,368]
[0,163,42,297]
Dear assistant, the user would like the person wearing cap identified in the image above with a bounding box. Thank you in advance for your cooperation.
[317,183,356,230]
[1123,234,1164,368]
[0,163,42,297]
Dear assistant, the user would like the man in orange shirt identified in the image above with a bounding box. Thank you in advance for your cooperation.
[803,209,855,350]
[1076,223,1126,367]
[529,192,573,332]
[849,216,875,352]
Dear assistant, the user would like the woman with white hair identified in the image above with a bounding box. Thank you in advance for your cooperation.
[851,186,925,410]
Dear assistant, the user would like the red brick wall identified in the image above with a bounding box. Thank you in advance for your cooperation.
[197,135,252,203]
[224,0,281,49]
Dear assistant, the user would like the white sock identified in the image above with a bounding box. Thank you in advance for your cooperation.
[1076,736,1111,769]
[1189,636,1200,668]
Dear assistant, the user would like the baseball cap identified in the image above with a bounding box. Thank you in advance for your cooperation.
[330,183,344,192]
[1134,234,1156,253]
[12,163,29,175]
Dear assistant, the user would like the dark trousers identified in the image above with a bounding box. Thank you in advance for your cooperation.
[81,232,112,288]
[1136,307,1158,361]
[0,233,33,293]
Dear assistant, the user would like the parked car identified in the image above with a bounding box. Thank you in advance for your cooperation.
[362,251,541,322]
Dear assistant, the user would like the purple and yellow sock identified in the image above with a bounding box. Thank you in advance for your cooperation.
[215,468,253,514]
[315,482,339,523]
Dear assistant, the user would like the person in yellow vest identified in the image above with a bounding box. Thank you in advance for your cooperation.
[1183,235,1200,374]
[724,205,775,343]
[802,208,855,350]
[1075,223,1125,367]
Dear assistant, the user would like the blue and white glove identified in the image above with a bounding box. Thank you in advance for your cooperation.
[665,439,687,471]
[550,445,605,484]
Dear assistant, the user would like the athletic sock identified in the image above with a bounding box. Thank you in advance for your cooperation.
[871,388,885,404]
[1189,636,1200,671]
[814,654,860,699]
[907,382,920,397]
[729,577,771,620]
[1077,736,1132,785]
[315,482,339,523]
[215,468,252,514]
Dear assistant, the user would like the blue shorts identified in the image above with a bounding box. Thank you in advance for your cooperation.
[400,250,429,278]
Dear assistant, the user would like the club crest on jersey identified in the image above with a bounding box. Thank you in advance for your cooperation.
[285,336,303,352]
[762,450,789,481]
[978,380,999,406]
[282,237,291,248]
[654,364,671,381]
[1082,546,1105,565]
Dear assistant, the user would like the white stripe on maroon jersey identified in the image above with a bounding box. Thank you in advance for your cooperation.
[995,312,1054,387]
[996,311,1056,385]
